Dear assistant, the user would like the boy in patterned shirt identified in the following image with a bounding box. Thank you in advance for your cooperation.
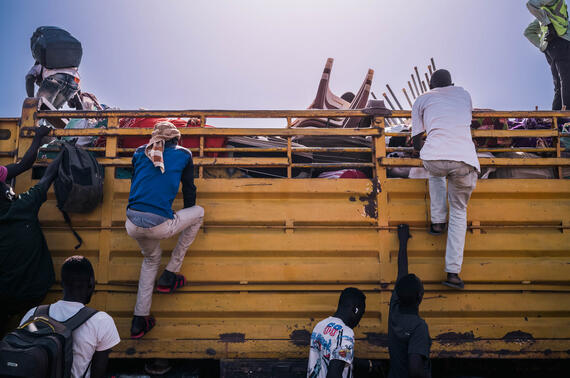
[307,288,366,378]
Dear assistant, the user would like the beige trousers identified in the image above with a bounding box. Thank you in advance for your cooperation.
[126,205,204,316]
[423,160,477,274]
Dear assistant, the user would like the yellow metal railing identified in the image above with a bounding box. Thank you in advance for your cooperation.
[17,101,570,180]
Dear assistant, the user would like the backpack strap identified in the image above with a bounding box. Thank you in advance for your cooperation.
[64,306,98,331]
[60,209,83,249]
[34,304,51,318]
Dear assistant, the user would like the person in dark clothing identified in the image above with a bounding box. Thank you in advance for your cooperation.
[388,224,432,378]
[525,0,570,110]
[0,151,62,335]
[0,124,51,184]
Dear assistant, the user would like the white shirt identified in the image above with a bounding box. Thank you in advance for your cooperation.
[27,64,80,81]
[411,86,480,172]
[307,316,355,378]
[20,300,120,378]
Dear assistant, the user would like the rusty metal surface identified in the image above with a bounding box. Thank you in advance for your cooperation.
[2,103,570,360]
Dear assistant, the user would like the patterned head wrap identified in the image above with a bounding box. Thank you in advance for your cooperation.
[144,121,181,173]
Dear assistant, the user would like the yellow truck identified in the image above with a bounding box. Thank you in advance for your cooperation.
[2,99,569,367]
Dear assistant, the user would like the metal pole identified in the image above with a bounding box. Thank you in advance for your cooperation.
[424,72,431,88]
[382,93,402,124]
[386,84,403,110]
[408,81,417,99]
[431,57,436,70]
[402,88,413,108]
[414,67,424,93]
[411,74,420,95]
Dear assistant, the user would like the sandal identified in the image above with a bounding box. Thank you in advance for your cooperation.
[442,273,465,290]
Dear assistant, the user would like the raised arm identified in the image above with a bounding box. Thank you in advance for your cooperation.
[25,63,42,98]
[37,150,63,193]
[5,125,51,181]
[181,155,196,208]
[397,224,411,281]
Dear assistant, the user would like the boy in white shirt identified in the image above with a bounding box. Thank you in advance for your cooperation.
[411,69,479,290]
[307,288,366,378]
[20,256,120,378]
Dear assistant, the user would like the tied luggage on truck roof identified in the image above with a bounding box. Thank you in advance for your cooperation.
[30,26,82,69]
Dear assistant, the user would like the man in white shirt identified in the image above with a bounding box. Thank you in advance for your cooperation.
[20,256,120,378]
[411,69,479,290]
[307,288,366,378]
[26,62,81,109]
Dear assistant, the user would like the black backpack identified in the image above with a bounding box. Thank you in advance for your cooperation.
[31,26,82,69]
[54,142,104,249]
[0,305,98,378]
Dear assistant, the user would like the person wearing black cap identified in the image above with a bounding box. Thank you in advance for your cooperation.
[410,69,479,290]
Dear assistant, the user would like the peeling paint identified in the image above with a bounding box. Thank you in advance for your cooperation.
[125,347,136,355]
[502,331,535,343]
[290,329,311,347]
[219,333,245,343]
[365,332,389,347]
[361,179,380,218]
[349,196,356,202]
[435,331,478,344]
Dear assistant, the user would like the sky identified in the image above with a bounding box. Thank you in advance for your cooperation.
[0,0,553,127]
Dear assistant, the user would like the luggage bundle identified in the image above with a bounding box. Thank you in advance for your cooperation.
[54,142,104,249]
[31,26,82,69]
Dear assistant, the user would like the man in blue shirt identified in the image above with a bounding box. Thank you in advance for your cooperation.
[126,121,204,338]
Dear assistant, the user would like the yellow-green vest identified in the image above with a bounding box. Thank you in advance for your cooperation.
[541,0,569,44]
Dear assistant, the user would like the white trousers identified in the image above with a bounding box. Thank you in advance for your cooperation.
[423,161,477,274]
[126,206,204,316]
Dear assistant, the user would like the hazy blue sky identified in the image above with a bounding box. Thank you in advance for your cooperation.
[0,0,553,126]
